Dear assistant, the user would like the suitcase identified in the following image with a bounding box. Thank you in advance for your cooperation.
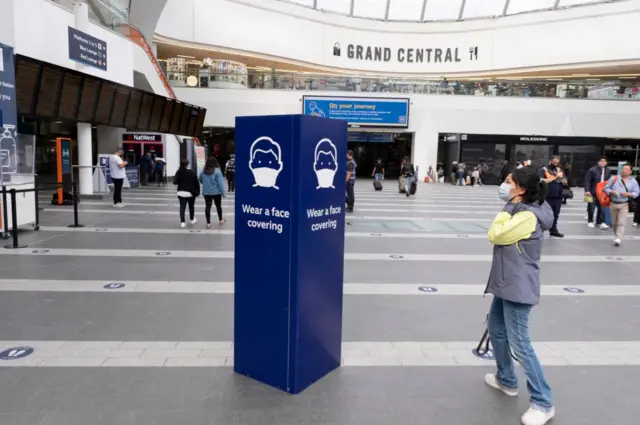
[398,176,406,193]
[410,180,417,195]
[373,180,383,191]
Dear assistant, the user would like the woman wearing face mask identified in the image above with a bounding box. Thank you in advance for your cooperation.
[485,166,556,425]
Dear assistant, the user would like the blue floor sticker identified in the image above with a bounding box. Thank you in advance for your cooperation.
[32,249,49,254]
[155,252,171,256]
[471,348,494,360]
[104,283,126,289]
[389,254,404,259]
[418,286,438,293]
[0,347,34,360]
[564,287,585,294]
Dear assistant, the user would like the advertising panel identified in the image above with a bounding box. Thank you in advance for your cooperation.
[303,96,409,128]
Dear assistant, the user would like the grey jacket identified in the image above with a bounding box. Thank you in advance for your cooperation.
[485,201,554,306]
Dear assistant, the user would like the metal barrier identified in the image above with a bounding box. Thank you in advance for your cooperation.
[1,180,82,249]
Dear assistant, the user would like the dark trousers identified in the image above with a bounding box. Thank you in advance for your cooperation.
[141,169,149,185]
[634,201,640,224]
[227,172,235,192]
[587,196,604,225]
[204,195,223,223]
[346,181,355,210]
[155,168,165,186]
[178,196,195,223]
[112,178,123,204]
[547,198,562,232]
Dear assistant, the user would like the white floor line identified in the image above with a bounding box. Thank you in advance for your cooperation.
[0,279,636,296]
[0,248,637,262]
[0,339,637,367]
[35,226,640,241]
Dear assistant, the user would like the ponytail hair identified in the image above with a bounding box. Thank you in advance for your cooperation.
[512,166,548,206]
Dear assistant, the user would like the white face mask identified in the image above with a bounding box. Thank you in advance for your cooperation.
[251,167,281,189]
[499,183,512,202]
[314,138,338,189]
[315,169,336,189]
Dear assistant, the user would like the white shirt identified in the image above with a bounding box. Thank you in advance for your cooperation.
[109,154,126,179]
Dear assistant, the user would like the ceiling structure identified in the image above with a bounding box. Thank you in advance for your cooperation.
[279,0,627,21]
[156,39,640,82]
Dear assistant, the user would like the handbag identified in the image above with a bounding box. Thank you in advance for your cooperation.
[562,187,574,199]
[620,178,636,213]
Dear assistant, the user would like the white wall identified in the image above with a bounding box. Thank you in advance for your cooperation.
[0,0,15,47]
[13,0,134,86]
[172,87,640,178]
[156,0,640,75]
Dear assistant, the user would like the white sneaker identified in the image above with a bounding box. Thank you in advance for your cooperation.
[587,222,595,228]
[180,223,186,228]
[599,223,610,230]
[614,237,621,247]
[190,218,197,225]
[484,374,518,397]
[521,406,555,425]
[633,223,638,227]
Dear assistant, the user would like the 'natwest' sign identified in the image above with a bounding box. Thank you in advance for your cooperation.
[123,133,162,142]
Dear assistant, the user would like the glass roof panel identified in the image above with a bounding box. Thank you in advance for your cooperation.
[316,0,352,14]
[353,0,388,19]
[462,0,506,18]
[388,0,424,21]
[283,0,315,6]
[424,0,463,20]
[559,0,605,5]
[507,0,555,14]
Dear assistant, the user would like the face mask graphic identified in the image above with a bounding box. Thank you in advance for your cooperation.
[499,183,512,202]
[249,136,283,189]
[314,138,338,189]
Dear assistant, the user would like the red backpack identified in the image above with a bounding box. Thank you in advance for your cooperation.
[596,177,617,208]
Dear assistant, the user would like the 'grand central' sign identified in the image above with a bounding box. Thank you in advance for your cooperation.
[333,43,479,64]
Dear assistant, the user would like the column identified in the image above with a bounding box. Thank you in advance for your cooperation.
[234,114,347,394]
[77,123,93,195]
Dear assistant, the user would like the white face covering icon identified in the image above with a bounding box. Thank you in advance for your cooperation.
[314,138,338,189]
[249,136,283,190]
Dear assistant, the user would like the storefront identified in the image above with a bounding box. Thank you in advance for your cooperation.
[440,133,640,185]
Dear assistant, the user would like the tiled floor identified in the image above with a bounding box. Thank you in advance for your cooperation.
[0,182,639,424]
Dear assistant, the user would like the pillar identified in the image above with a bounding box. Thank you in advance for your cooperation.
[77,123,93,195]
[234,114,347,394]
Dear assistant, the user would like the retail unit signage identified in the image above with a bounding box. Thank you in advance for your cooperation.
[334,44,479,66]
[123,133,162,142]
[68,27,107,71]
[303,96,409,128]
[0,43,17,184]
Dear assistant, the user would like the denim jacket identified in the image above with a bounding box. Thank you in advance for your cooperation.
[199,169,226,196]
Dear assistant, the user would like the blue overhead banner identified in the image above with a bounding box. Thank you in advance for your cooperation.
[303,96,409,128]
[234,114,347,394]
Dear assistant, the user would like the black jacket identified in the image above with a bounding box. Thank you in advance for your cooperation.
[584,165,611,195]
[173,167,200,197]
[401,162,415,177]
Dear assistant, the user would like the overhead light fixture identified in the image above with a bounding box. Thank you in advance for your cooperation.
[546,78,563,81]
[177,54,196,59]
[571,74,591,77]
[619,76,637,79]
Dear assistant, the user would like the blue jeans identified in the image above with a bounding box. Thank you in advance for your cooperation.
[375,173,383,181]
[488,296,553,410]
[404,176,413,195]
[457,171,465,186]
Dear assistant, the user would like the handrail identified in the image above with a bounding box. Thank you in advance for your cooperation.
[125,24,201,146]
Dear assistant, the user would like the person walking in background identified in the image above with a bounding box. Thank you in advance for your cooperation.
[109,148,127,208]
[371,158,384,181]
[154,157,166,187]
[225,154,236,192]
[487,166,555,425]
[500,160,510,183]
[457,162,466,186]
[584,156,611,229]
[428,166,437,183]
[199,157,226,228]
[173,159,200,228]
[346,150,357,212]
[140,152,152,186]
[401,157,416,197]
[634,173,640,228]
[539,155,565,238]
[604,164,639,246]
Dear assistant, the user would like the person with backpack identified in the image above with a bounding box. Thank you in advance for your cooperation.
[199,157,226,228]
[603,164,639,246]
[401,157,415,197]
[225,154,236,192]
[173,159,200,228]
[584,156,611,229]
[487,166,555,425]
[538,156,565,238]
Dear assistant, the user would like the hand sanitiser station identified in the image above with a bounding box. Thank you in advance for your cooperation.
[234,114,348,394]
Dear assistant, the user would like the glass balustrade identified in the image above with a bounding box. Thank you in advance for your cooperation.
[49,0,129,36]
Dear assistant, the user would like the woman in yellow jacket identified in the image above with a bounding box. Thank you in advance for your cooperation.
[485,166,555,425]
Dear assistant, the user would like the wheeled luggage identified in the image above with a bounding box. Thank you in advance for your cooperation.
[399,176,406,193]
[410,179,417,195]
[373,180,383,191]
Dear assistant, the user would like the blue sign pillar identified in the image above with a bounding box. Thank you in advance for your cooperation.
[234,114,347,394]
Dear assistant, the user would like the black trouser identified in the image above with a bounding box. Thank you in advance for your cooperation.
[155,168,164,186]
[204,195,223,223]
[346,181,355,210]
[112,178,123,204]
[178,196,195,223]
[141,169,149,185]
[227,172,235,192]
[587,196,604,225]
[634,201,640,224]
[547,197,562,232]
